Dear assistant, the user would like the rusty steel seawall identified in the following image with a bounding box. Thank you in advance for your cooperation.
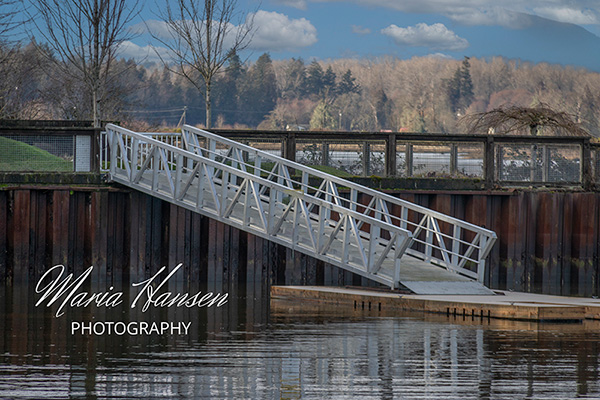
[1,186,599,297]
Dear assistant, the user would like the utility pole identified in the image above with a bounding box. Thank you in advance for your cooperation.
[177,106,187,128]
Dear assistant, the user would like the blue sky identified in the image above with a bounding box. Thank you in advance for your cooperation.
[122,0,600,71]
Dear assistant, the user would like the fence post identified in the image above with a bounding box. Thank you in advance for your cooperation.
[91,128,101,173]
[362,142,370,176]
[542,145,550,182]
[582,138,593,190]
[284,132,296,162]
[450,143,458,176]
[405,144,413,177]
[322,143,329,167]
[530,144,537,182]
[484,136,495,189]
[386,133,397,177]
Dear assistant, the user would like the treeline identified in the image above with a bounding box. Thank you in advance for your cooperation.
[2,42,600,136]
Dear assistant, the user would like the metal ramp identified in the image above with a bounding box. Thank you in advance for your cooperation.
[101,124,497,294]
[397,256,495,294]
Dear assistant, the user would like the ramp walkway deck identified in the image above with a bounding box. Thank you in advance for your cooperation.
[101,124,497,294]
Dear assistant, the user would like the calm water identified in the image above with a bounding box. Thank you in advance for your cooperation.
[2,283,600,399]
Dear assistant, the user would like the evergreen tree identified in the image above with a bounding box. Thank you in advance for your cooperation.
[338,69,360,95]
[305,61,324,98]
[158,67,180,107]
[281,58,306,99]
[214,51,245,126]
[459,56,474,111]
[446,68,461,114]
[374,88,393,130]
[322,66,337,99]
[446,56,474,115]
[225,51,244,79]
[238,53,277,127]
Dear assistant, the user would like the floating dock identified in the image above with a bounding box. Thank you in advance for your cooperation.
[271,286,600,322]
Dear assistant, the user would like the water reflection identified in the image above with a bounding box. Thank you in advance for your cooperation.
[1,284,600,399]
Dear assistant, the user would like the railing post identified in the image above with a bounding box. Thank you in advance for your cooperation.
[451,225,461,267]
[175,153,183,199]
[484,136,495,190]
[593,145,600,186]
[530,144,538,182]
[450,143,458,176]
[152,147,159,191]
[90,128,101,173]
[109,129,117,176]
[405,144,413,177]
[478,236,487,284]
[393,235,403,289]
[582,138,593,190]
[322,143,329,167]
[362,142,370,176]
[542,145,549,182]
[284,132,296,162]
[131,138,139,181]
[386,133,397,177]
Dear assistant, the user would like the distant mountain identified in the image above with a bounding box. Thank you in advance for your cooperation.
[472,13,600,72]
[524,15,600,70]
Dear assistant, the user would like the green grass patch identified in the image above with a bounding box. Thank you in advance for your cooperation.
[305,164,354,178]
[241,161,354,179]
[247,162,354,178]
[0,136,72,172]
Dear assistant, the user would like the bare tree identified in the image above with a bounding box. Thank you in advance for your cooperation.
[461,103,589,137]
[0,42,49,119]
[27,0,140,127]
[152,0,254,129]
[0,0,19,39]
[0,0,26,78]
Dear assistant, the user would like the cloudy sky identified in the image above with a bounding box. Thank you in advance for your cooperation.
[123,0,600,71]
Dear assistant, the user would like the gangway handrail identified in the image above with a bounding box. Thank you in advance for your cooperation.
[102,124,415,288]
[178,125,497,283]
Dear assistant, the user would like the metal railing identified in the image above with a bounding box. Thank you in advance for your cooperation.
[102,124,497,288]
[210,129,596,188]
[496,142,582,184]
[0,121,594,190]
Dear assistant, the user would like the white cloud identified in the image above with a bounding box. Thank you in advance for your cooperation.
[271,0,308,10]
[310,0,600,28]
[126,11,317,58]
[352,25,371,35]
[533,7,598,25]
[129,20,173,40]
[381,23,469,51]
[116,41,168,63]
[426,52,454,59]
[361,0,537,28]
[250,10,317,51]
[445,7,534,29]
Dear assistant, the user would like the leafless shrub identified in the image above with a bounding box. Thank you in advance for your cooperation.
[460,103,589,136]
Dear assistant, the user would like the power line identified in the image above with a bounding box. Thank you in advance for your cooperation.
[121,107,186,114]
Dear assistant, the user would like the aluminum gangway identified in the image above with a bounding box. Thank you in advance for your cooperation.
[101,124,497,293]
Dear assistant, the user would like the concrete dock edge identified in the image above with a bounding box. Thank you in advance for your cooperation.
[271,286,596,322]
